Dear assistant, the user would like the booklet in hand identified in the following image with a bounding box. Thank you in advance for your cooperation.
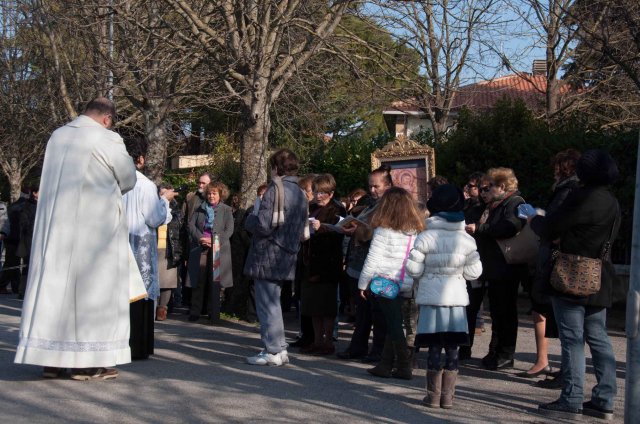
[320,215,369,233]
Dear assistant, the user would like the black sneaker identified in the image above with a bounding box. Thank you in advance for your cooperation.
[583,400,614,421]
[481,351,496,367]
[536,374,563,389]
[538,400,582,420]
[459,346,471,361]
[336,350,365,360]
[361,353,381,363]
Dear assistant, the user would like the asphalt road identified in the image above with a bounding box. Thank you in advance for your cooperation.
[0,294,628,423]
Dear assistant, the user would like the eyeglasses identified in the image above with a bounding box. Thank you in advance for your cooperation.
[466,183,477,189]
[479,185,492,193]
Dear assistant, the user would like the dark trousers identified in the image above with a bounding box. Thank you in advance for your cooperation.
[487,279,520,359]
[190,252,221,321]
[0,243,20,293]
[347,277,386,355]
[464,280,488,354]
[376,296,405,342]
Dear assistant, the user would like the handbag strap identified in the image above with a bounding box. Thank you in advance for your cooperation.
[600,201,620,261]
[399,235,413,281]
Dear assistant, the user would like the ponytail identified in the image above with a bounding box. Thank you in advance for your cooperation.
[370,164,394,188]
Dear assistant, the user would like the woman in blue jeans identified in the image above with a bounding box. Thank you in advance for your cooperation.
[530,149,621,420]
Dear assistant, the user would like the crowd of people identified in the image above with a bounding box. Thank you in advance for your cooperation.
[6,97,623,420]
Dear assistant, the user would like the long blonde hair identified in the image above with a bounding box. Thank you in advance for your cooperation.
[369,187,425,233]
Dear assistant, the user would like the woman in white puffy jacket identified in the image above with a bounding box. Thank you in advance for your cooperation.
[406,184,482,410]
[357,187,425,380]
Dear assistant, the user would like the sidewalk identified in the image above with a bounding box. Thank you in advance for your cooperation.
[0,294,627,423]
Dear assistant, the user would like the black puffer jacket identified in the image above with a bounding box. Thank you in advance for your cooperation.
[530,185,620,307]
[475,192,527,282]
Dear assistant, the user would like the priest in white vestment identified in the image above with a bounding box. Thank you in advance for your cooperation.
[122,137,175,359]
[15,98,140,380]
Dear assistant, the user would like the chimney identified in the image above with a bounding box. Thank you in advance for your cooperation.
[532,59,547,76]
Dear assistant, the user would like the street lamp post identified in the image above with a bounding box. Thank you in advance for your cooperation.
[625,131,640,424]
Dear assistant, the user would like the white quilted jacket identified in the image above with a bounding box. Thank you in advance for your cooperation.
[406,216,482,306]
[357,227,417,295]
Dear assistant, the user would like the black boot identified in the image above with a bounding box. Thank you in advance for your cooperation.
[391,340,413,380]
[367,338,393,378]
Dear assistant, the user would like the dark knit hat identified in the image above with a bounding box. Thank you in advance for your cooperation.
[427,184,465,215]
[576,149,619,186]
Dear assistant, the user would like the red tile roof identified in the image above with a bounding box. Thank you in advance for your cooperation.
[385,74,571,115]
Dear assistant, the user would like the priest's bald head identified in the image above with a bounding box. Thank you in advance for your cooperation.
[84,97,116,129]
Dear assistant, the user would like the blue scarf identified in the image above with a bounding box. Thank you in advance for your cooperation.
[435,211,465,222]
[204,202,217,229]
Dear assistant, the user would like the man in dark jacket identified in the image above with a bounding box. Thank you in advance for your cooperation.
[0,188,28,294]
[16,187,38,298]
[244,149,308,366]
[180,172,212,307]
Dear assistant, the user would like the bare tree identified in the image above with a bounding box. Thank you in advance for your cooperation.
[30,1,223,182]
[0,0,60,201]
[346,1,501,141]
[499,0,578,119]
[162,0,354,206]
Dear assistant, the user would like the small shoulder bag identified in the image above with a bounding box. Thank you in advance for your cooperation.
[369,235,412,300]
[550,203,619,297]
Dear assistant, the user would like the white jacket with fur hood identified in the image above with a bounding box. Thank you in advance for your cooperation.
[406,216,482,306]
[358,227,417,296]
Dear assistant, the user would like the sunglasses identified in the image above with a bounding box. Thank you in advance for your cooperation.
[479,185,492,193]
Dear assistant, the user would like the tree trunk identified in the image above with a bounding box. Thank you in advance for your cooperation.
[143,101,169,184]
[238,95,271,209]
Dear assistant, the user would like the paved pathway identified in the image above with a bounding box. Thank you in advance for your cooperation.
[0,295,628,423]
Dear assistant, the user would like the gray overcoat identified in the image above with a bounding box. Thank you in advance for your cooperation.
[188,202,234,288]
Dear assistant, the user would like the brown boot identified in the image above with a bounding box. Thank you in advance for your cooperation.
[367,338,393,378]
[423,369,443,408]
[391,340,413,380]
[156,306,167,321]
[441,369,458,409]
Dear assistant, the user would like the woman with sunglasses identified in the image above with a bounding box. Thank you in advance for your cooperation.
[465,168,527,370]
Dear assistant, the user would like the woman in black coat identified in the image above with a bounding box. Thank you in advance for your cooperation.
[520,149,580,379]
[534,150,620,420]
[466,167,526,370]
[300,174,346,355]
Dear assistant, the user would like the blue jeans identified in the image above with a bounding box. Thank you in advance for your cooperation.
[551,297,617,410]
[255,279,287,354]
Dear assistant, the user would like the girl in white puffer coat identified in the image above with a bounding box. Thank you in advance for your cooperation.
[406,184,482,410]
[357,187,425,380]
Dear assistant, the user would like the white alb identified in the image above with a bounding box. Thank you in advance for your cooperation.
[15,115,139,368]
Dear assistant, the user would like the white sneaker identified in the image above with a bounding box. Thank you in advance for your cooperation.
[280,350,290,364]
[246,350,283,366]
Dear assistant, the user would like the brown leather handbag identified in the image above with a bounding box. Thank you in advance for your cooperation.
[550,204,619,297]
[550,252,602,296]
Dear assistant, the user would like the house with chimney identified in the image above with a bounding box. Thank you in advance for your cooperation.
[383,60,571,137]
